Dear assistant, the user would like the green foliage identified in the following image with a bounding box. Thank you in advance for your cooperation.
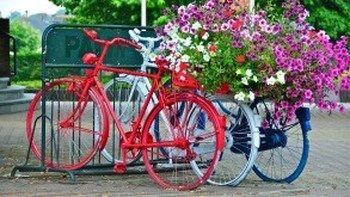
[255,0,283,22]
[10,20,41,83]
[12,52,41,82]
[256,0,350,41]
[49,0,205,26]
[10,20,40,53]
[304,0,350,39]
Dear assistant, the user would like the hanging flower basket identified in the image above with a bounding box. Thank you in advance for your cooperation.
[156,0,350,121]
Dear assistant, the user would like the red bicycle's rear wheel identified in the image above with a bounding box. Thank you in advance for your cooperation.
[142,92,224,190]
[26,79,109,170]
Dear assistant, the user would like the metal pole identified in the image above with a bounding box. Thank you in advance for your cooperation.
[249,0,255,13]
[141,0,146,26]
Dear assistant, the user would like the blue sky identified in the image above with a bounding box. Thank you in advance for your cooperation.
[0,0,62,17]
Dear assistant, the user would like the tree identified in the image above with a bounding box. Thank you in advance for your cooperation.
[10,20,40,53]
[49,0,205,25]
[10,21,41,82]
[304,0,350,39]
[256,0,350,40]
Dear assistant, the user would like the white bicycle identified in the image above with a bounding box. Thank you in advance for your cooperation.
[99,28,260,186]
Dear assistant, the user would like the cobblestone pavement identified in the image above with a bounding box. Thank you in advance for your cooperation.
[0,105,349,196]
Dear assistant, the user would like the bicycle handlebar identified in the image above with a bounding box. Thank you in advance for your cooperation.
[111,37,142,49]
[82,28,163,70]
[128,29,163,70]
[83,29,142,50]
[128,29,162,44]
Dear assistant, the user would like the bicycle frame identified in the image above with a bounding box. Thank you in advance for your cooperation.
[59,34,185,159]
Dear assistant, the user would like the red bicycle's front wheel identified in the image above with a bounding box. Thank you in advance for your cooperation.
[142,92,224,190]
[26,79,109,170]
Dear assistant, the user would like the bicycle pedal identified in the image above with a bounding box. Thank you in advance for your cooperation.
[113,163,127,174]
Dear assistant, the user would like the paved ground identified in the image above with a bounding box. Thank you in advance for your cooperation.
[0,105,349,196]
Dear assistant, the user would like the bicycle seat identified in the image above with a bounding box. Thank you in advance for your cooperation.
[82,53,98,64]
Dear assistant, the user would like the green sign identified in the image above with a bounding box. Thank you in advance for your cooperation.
[43,24,156,68]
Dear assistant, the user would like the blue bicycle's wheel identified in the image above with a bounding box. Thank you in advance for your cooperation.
[250,100,309,183]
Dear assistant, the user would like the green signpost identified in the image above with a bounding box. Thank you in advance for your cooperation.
[43,24,156,68]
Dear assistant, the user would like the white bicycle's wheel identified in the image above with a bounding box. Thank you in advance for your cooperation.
[204,96,260,186]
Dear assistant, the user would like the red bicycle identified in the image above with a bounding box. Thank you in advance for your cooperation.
[26,29,225,190]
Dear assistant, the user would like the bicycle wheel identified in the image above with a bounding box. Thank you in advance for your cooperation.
[142,92,224,190]
[100,76,144,164]
[207,96,259,186]
[26,79,109,170]
[250,100,309,183]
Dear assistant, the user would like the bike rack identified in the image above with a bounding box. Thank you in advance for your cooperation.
[11,24,157,182]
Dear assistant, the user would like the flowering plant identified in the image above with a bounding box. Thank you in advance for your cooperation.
[156,0,350,121]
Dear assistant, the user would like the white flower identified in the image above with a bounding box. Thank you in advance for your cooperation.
[163,22,174,34]
[236,69,242,75]
[276,70,286,84]
[180,25,190,33]
[166,41,177,51]
[241,77,249,85]
[196,44,205,52]
[181,54,190,62]
[317,30,330,40]
[165,54,176,64]
[203,53,210,62]
[220,23,229,31]
[252,75,258,82]
[183,37,192,47]
[203,24,209,31]
[234,92,246,101]
[169,27,179,40]
[266,76,276,85]
[212,24,219,32]
[240,29,252,40]
[177,44,184,52]
[174,62,181,72]
[298,10,309,21]
[262,25,273,34]
[202,32,209,40]
[247,91,255,101]
[177,5,186,15]
[192,21,202,30]
[245,69,253,78]
[258,19,268,29]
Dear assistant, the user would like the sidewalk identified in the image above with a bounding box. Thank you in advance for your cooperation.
[0,107,349,196]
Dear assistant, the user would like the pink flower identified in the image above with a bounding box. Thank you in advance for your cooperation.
[304,89,312,100]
